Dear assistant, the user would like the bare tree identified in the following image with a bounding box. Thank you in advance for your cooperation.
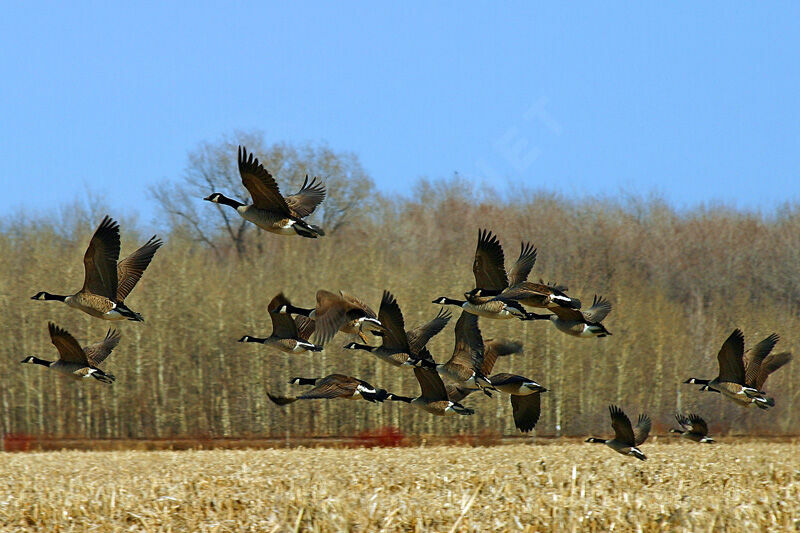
[151,130,376,258]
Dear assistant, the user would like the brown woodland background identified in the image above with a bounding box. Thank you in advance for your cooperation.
[2,134,799,440]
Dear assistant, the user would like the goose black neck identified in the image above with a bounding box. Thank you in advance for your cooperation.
[388,394,413,403]
[685,378,710,385]
[32,291,67,302]
[436,297,466,307]
[217,195,245,208]
[239,335,266,343]
[348,343,374,352]
[585,437,606,444]
[284,304,313,316]
[669,429,685,434]
[24,356,52,367]
[291,377,318,386]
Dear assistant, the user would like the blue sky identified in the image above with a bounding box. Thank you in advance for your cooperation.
[2,2,798,224]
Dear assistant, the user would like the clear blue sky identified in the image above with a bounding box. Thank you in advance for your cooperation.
[2,2,798,224]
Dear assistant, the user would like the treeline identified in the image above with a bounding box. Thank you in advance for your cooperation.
[2,153,799,440]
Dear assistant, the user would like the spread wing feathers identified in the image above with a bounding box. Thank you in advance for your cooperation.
[377,291,411,352]
[48,322,89,365]
[312,290,365,346]
[685,413,709,436]
[480,338,523,375]
[284,175,326,218]
[609,405,636,446]
[448,311,485,372]
[267,293,299,339]
[267,393,298,406]
[473,229,508,291]
[511,394,542,433]
[298,376,357,399]
[340,291,378,319]
[83,328,121,366]
[716,329,746,384]
[406,308,452,354]
[446,384,476,403]
[755,351,792,391]
[237,146,291,214]
[294,316,316,342]
[507,241,537,287]
[744,333,780,387]
[633,413,652,445]
[584,295,613,323]
[116,235,163,302]
[82,215,121,299]
[540,279,569,292]
[414,367,448,401]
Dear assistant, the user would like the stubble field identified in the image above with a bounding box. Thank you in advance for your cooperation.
[1,441,798,532]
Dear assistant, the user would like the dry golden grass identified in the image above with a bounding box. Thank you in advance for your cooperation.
[1,441,799,531]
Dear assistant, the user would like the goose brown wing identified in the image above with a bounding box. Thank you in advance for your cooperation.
[406,308,452,354]
[473,229,508,291]
[754,352,792,391]
[294,316,316,342]
[340,291,378,319]
[675,413,692,431]
[82,216,120,300]
[48,323,89,365]
[584,295,612,323]
[743,333,780,388]
[609,405,636,446]
[284,175,326,218]
[548,306,582,321]
[446,384,476,403]
[377,291,411,352]
[511,394,541,433]
[238,146,291,214]
[83,328,121,366]
[687,413,709,436]
[267,293,299,339]
[497,282,551,302]
[312,290,353,345]
[116,235,163,301]
[298,375,356,399]
[414,367,448,401]
[447,311,485,380]
[633,413,652,445]
[507,242,537,287]
[717,329,746,384]
[480,339,523,375]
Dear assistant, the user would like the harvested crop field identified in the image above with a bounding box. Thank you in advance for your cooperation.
[1,441,799,532]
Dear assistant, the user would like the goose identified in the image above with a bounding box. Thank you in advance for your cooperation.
[343,292,451,366]
[670,413,715,443]
[432,229,538,320]
[280,290,382,346]
[203,146,325,238]
[684,329,790,408]
[21,322,118,384]
[266,374,389,405]
[479,278,581,313]
[406,311,495,395]
[528,295,613,337]
[31,216,162,321]
[441,339,547,432]
[388,367,474,416]
[586,405,651,460]
[238,293,321,353]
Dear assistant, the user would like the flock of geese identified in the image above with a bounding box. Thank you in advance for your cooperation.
[22,146,793,461]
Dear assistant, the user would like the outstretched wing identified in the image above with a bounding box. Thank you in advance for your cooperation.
[267,293,300,339]
[377,291,411,353]
[584,295,612,323]
[82,216,120,300]
[414,367,448,401]
[448,311,485,377]
[743,333,780,388]
[48,323,89,365]
[238,146,291,214]
[609,405,635,446]
[83,328,121,366]
[480,338,522,375]
[755,352,792,391]
[507,241,537,287]
[687,413,708,436]
[285,175,326,218]
[633,413,651,445]
[717,329,746,384]
[407,308,452,354]
[511,394,541,433]
[473,229,508,291]
[116,235,163,302]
